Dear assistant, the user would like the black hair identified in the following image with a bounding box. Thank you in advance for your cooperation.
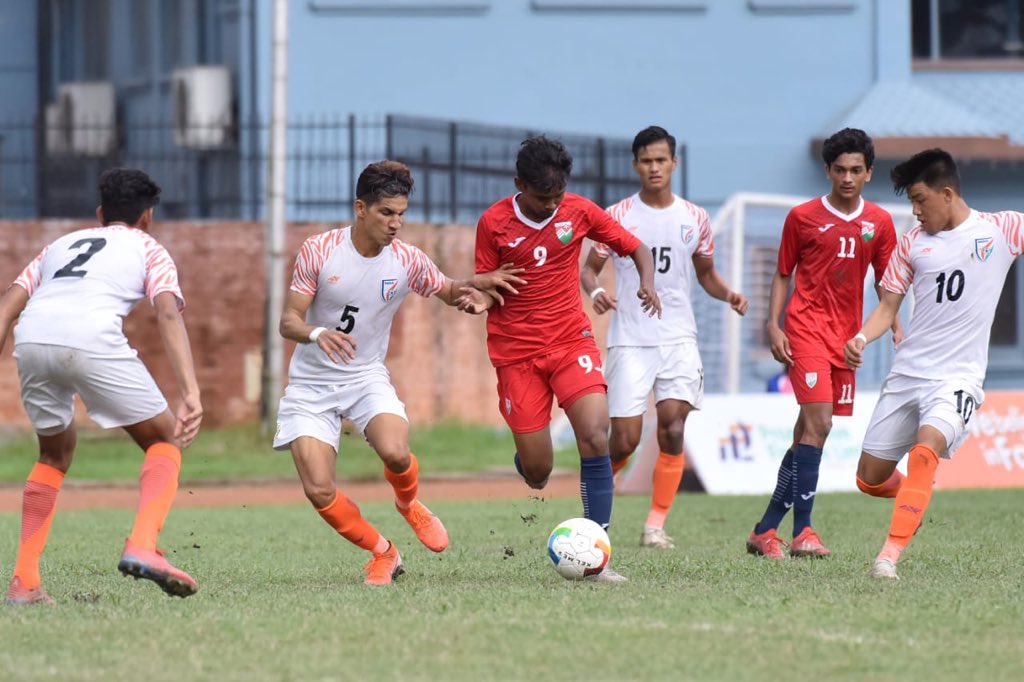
[515,135,573,193]
[890,148,961,196]
[821,128,875,169]
[356,160,414,205]
[632,125,676,159]
[98,168,161,225]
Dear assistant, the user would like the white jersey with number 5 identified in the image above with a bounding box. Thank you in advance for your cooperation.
[13,225,183,357]
[595,193,714,347]
[287,226,444,384]
[880,210,1024,383]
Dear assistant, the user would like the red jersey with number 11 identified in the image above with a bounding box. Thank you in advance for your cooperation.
[476,192,641,366]
[778,196,896,367]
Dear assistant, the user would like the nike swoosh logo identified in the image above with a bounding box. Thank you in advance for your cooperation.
[818,224,835,233]
[800,492,816,501]
[507,236,526,248]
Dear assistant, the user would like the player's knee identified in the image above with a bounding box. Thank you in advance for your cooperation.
[303,481,337,509]
[610,432,638,458]
[374,443,411,471]
[657,424,684,453]
[576,427,610,457]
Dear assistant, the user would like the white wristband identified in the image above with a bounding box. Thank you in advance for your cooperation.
[854,332,868,344]
[589,287,606,300]
[308,327,327,343]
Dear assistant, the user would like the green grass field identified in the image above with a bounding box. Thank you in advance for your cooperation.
[2,489,1023,681]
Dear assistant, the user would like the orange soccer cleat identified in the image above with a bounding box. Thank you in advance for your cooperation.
[363,542,404,586]
[746,525,789,559]
[790,527,832,558]
[5,576,56,606]
[397,500,449,553]
[118,541,199,598]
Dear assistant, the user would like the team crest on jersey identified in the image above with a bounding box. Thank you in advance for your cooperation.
[860,221,875,241]
[504,397,512,415]
[805,372,818,389]
[681,225,695,244]
[555,221,574,245]
[381,278,399,302]
[974,237,994,262]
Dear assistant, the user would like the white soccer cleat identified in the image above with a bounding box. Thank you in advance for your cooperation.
[870,558,899,581]
[640,527,675,549]
[584,566,629,583]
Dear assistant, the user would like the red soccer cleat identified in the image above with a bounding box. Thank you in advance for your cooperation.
[363,542,404,586]
[397,500,449,553]
[746,525,789,559]
[118,541,199,598]
[790,527,832,558]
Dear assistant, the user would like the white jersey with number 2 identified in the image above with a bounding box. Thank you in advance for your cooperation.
[596,193,714,347]
[13,225,183,357]
[880,210,1024,383]
[287,226,444,384]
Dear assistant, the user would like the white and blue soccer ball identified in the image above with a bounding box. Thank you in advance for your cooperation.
[547,517,611,580]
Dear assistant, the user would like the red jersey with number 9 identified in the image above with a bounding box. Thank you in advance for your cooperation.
[778,196,896,367]
[476,192,641,366]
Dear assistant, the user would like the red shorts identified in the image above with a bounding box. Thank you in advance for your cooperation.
[788,356,855,417]
[495,336,607,433]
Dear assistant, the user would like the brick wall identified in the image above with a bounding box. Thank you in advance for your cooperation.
[0,220,612,431]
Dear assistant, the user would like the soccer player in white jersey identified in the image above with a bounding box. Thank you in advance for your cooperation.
[0,168,203,605]
[275,160,523,586]
[845,149,1024,580]
[580,126,748,549]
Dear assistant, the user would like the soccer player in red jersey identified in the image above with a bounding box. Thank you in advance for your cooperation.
[747,128,900,559]
[474,136,661,582]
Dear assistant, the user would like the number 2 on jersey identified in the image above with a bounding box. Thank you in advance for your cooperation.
[53,238,108,279]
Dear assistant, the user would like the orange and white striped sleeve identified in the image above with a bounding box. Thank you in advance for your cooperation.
[394,240,444,297]
[142,236,185,310]
[595,196,635,257]
[291,229,345,297]
[13,245,49,296]
[979,210,1024,257]
[690,201,715,258]
[879,227,919,295]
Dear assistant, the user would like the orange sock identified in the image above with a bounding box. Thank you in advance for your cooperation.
[645,452,685,529]
[127,443,181,551]
[317,490,387,553]
[882,444,939,560]
[856,470,904,498]
[384,453,419,510]
[611,455,631,476]
[12,463,65,590]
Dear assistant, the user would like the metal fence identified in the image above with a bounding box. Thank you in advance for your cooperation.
[0,114,682,223]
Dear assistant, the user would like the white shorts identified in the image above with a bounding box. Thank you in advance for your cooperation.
[14,343,168,436]
[861,373,984,461]
[273,374,407,452]
[605,343,704,418]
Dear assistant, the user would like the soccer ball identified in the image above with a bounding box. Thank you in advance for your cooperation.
[547,517,611,580]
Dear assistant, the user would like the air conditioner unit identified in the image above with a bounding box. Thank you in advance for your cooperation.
[51,82,117,156]
[172,65,234,149]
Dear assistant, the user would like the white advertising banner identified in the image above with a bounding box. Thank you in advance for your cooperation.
[618,393,880,496]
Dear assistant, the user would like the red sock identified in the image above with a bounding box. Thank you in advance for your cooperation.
[384,453,419,510]
[646,452,684,529]
[856,470,904,498]
[13,463,65,589]
[317,489,387,553]
[611,455,631,476]
[127,443,181,551]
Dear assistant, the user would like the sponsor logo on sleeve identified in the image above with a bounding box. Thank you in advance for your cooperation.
[381,278,399,302]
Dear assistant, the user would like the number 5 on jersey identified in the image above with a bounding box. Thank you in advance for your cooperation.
[336,304,359,333]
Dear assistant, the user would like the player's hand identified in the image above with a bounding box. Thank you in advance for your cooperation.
[891,323,904,347]
[472,263,527,306]
[845,336,866,369]
[592,290,617,315]
[637,285,662,318]
[455,286,492,314]
[728,291,749,316]
[174,392,203,448]
[767,325,793,366]
[316,329,357,364]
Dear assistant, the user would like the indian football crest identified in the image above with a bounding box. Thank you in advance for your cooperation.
[860,221,875,241]
[805,372,818,389]
[681,225,695,244]
[974,237,994,262]
[555,220,574,245]
[381,278,399,302]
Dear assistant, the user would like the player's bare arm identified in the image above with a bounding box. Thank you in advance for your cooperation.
[766,269,793,365]
[844,289,904,369]
[435,277,492,315]
[693,255,748,316]
[464,262,527,306]
[152,291,203,447]
[628,242,662,317]
[0,284,29,355]
[279,289,357,364]
[874,282,904,345]
[580,248,616,315]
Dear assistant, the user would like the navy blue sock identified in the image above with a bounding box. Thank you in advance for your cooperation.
[792,443,823,536]
[580,455,614,529]
[513,451,524,479]
[755,448,794,535]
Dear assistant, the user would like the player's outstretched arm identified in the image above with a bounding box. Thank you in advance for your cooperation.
[766,269,793,366]
[434,278,493,314]
[280,289,356,364]
[464,263,526,306]
[693,255,748,316]
[153,291,203,447]
[845,289,905,369]
[627,243,662,318]
[0,284,29,355]
[581,247,616,315]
